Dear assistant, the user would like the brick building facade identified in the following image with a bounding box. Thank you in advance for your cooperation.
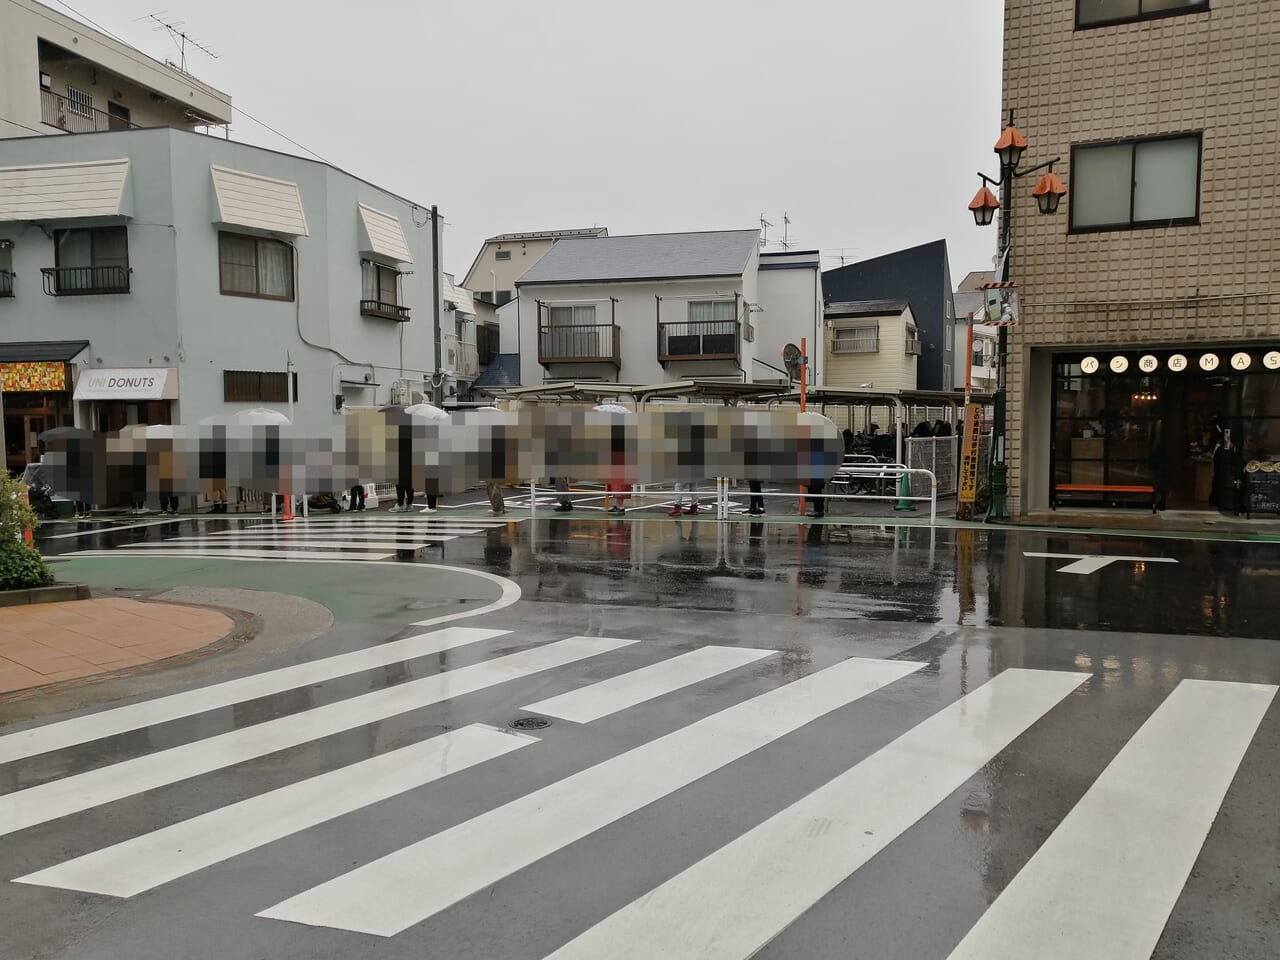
[1002,0,1280,516]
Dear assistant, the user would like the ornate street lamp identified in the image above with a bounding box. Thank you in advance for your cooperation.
[968,113,1065,521]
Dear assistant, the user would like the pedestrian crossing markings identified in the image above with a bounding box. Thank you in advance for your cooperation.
[1,628,1274,959]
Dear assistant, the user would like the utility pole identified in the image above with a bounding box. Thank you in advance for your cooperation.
[431,204,442,406]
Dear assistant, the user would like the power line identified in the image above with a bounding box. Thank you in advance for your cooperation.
[43,2,334,165]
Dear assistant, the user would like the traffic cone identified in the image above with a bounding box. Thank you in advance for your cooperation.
[893,472,915,512]
[282,493,294,522]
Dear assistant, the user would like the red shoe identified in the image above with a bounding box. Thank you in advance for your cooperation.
[683,504,699,515]
[667,506,683,516]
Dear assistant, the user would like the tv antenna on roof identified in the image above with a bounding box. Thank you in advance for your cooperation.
[138,12,219,74]
[759,213,773,249]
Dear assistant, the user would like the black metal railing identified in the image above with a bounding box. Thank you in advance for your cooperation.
[360,299,410,321]
[41,265,130,296]
[0,270,13,298]
[538,323,620,365]
[658,320,740,362]
[40,88,139,134]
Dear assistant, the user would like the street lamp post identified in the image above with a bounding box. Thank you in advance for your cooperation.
[967,112,1066,521]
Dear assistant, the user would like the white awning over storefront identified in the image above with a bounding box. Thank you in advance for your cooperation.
[73,367,179,401]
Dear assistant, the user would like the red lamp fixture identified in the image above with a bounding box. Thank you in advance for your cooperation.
[968,185,1000,227]
[1032,170,1068,215]
[994,124,1028,169]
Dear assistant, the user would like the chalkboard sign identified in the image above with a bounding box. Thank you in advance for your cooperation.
[1245,469,1280,518]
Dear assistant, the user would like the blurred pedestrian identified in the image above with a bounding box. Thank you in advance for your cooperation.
[747,479,765,515]
[553,476,573,512]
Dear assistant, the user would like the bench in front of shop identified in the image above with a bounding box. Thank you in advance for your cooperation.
[1052,483,1158,513]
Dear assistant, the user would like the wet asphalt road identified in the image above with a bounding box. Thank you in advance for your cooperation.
[3,513,1278,959]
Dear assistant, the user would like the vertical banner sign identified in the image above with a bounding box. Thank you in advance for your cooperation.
[958,402,982,507]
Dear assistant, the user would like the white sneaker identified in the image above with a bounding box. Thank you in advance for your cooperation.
[419,507,437,513]
[388,505,403,513]
[488,509,506,516]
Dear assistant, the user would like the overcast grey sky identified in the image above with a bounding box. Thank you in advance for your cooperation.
[63,0,1004,283]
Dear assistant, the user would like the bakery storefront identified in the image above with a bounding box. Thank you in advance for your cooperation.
[2,359,76,474]
[74,367,178,432]
[1051,346,1280,513]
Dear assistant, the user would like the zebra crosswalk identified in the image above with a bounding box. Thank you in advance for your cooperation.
[68,514,520,561]
[0,627,1274,959]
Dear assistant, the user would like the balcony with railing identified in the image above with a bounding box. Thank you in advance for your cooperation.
[360,299,411,322]
[40,88,139,134]
[538,323,621,366]
[41,265,130,296]
[657,320,741,363]
[0,270,13,298]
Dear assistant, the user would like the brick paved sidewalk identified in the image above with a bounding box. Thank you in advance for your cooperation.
[0,598,234,696]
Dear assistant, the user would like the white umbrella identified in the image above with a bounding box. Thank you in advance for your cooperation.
[593,403,632,415]
[403,402,450,421]
[199,408,291,426]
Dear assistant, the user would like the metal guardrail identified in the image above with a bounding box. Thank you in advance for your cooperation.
[525,467,940,524]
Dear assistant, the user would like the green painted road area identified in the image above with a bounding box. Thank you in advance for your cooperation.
[54,556,505,626]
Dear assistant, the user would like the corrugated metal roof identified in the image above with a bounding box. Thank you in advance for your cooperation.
[0,340,90,362]
[472,354,521,390]
[358,203,412,263]
[0,159,129,221]
[825,299,912,318]
[488,227,608,241]
[517,230,759,285]
[210,165,309,236]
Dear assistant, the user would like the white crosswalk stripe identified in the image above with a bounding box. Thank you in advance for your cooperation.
[14,723,537,897]
[67,515,520,562]
[257,657,926,935]
[0,635,634,836]
[944,679,1277,960]
[0,627,506,765]
[541,668,1090,960]
[3,631,1274,960]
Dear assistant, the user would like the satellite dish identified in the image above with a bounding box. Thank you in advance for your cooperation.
[782,343,803,382]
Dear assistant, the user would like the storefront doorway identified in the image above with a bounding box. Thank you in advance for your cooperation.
[1051,348,1280,512]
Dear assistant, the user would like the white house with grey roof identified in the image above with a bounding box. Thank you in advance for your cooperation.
[512,229,822,390]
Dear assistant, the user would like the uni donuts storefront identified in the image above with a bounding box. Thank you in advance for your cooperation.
[1048,346,1280,513]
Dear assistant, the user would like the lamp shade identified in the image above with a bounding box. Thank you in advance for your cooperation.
[994,124,1028,168]
[1032,170,1067,214]
[968,185,1000,227]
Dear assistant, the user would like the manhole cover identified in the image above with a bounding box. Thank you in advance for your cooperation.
[509,716,552,730]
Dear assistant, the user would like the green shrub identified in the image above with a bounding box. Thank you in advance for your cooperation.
[0,471,40,544]
[0,541,53,590]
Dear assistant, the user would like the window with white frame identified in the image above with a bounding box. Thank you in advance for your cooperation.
[1077,0,1208,29]
[1070,134,1201,230]
[832,324,879,353]
[548,304,596,326]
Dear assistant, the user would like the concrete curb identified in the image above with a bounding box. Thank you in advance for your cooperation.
[0,582,91,608]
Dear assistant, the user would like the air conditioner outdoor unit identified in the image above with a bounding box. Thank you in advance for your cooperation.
[905,339,923,356]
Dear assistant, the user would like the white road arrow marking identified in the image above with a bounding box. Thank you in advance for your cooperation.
[1023,552,1178,575]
